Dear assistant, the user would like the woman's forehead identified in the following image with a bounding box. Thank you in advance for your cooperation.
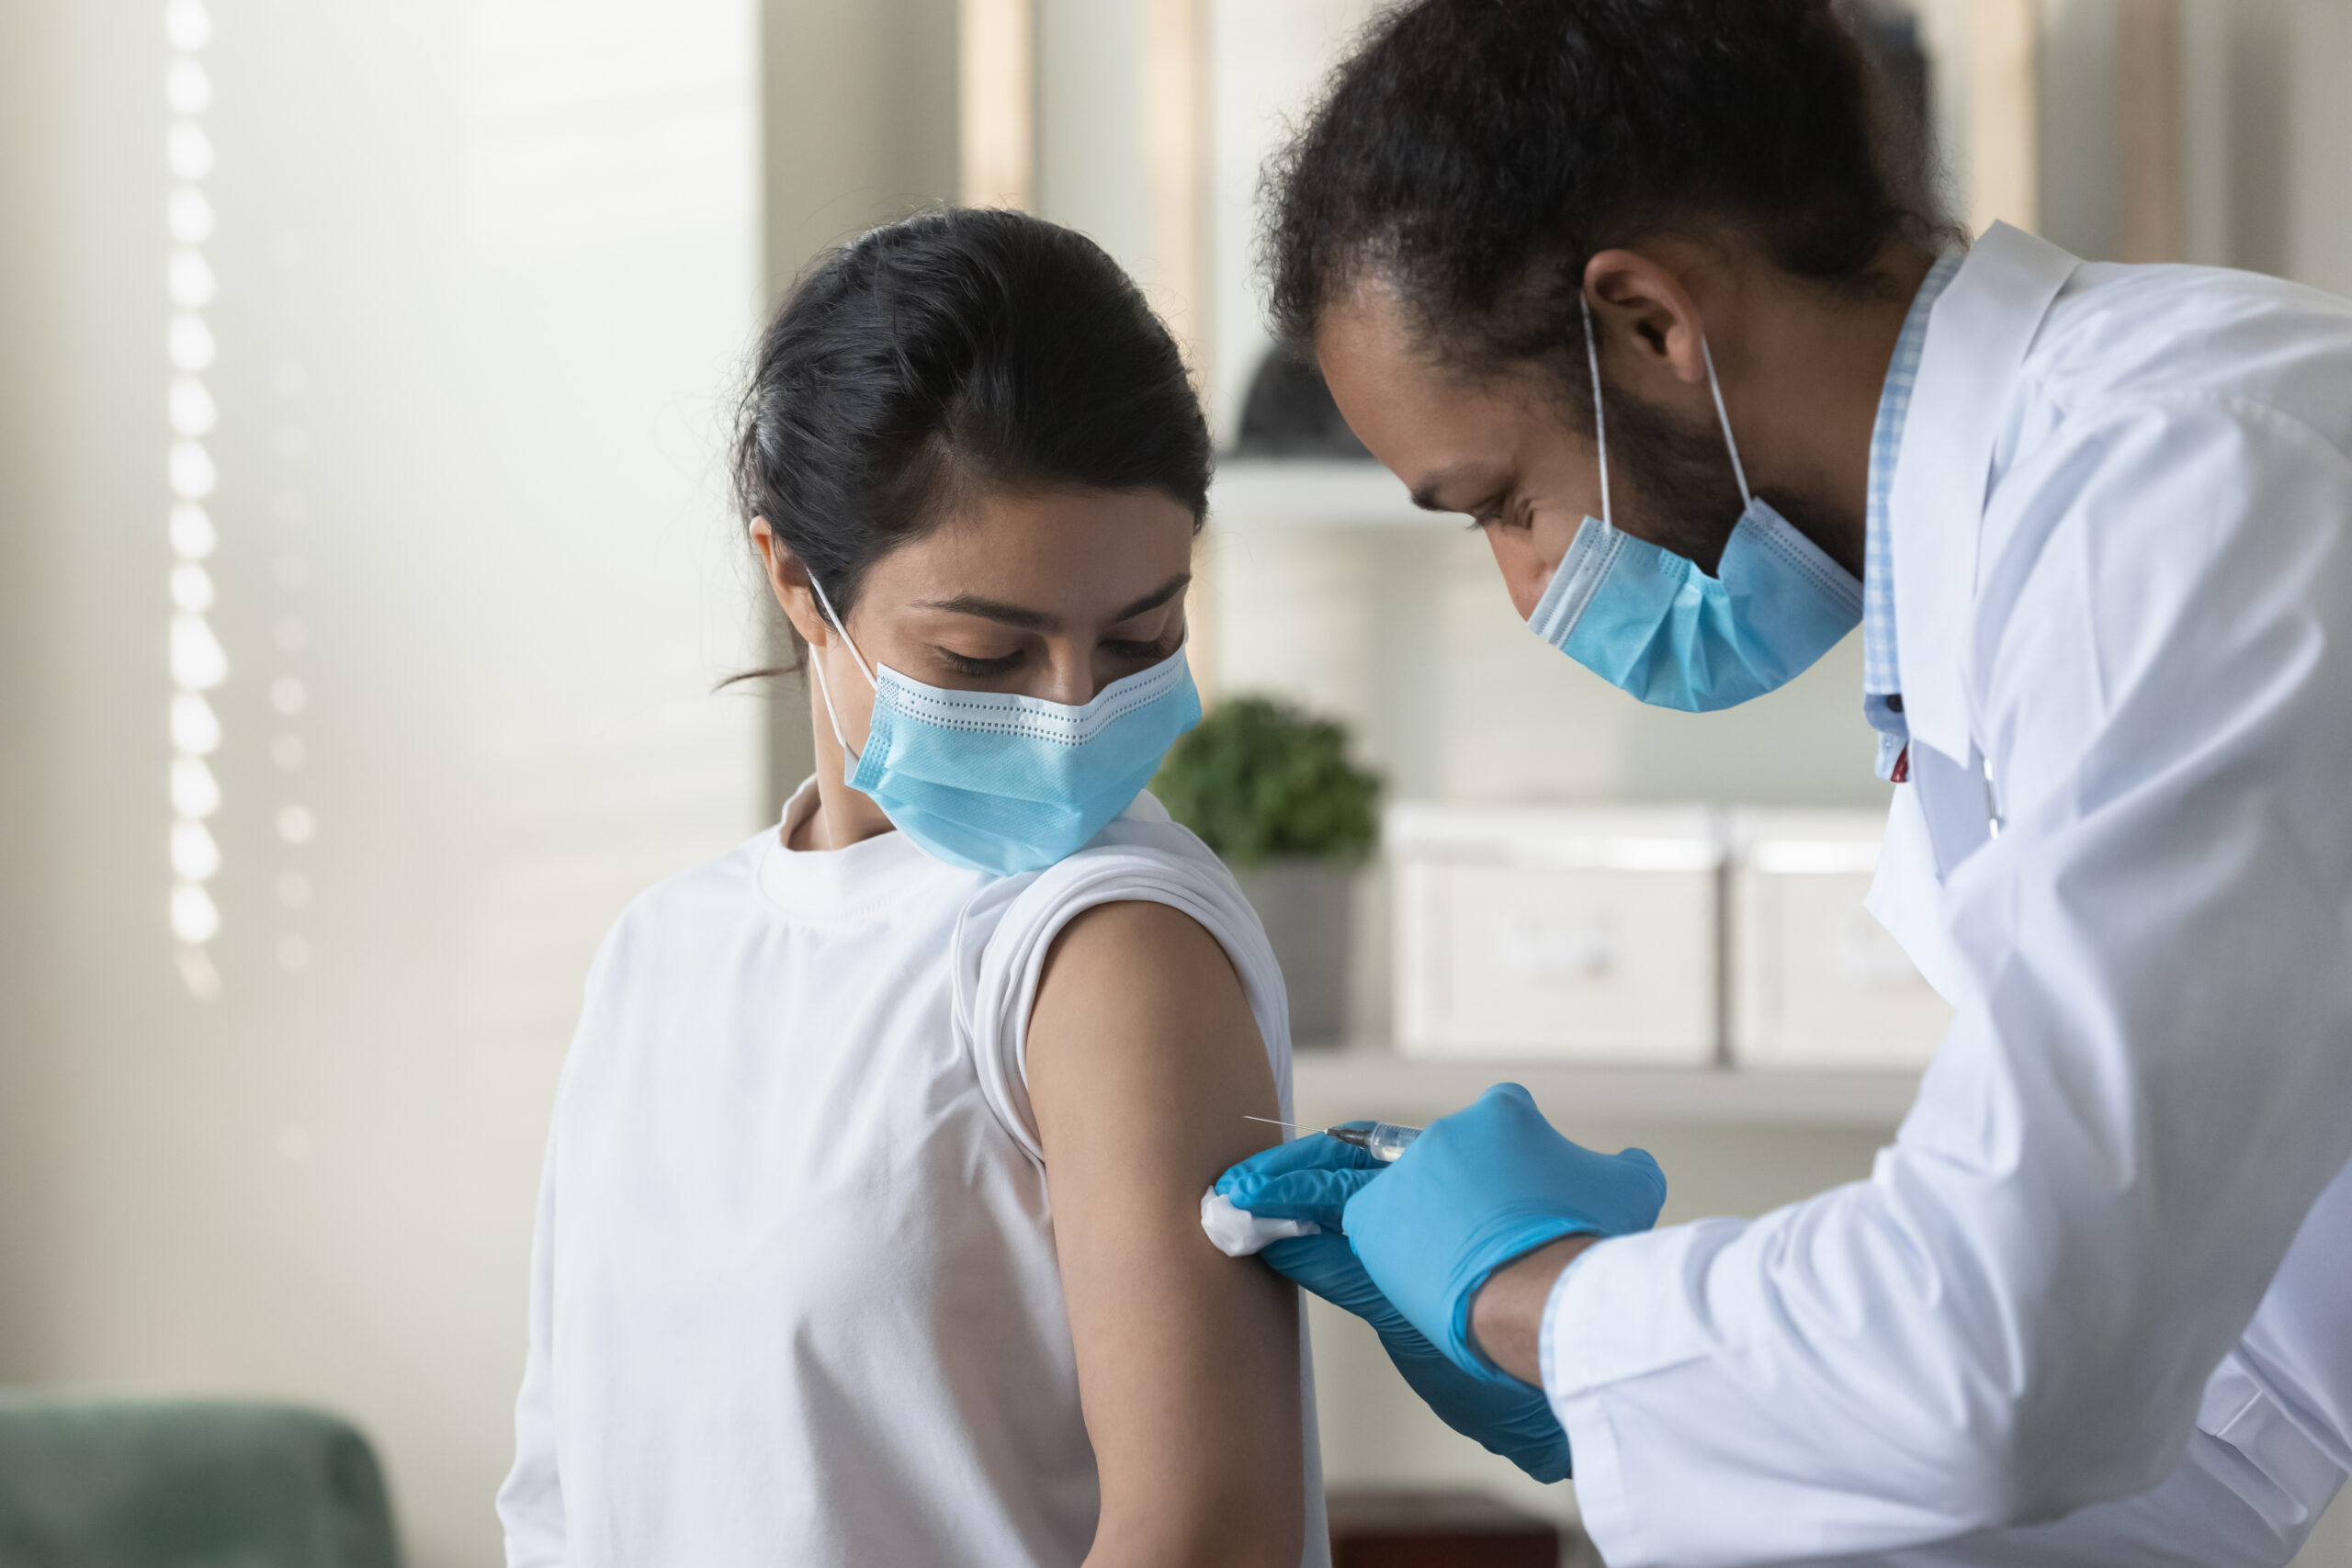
[862,486,1195,623]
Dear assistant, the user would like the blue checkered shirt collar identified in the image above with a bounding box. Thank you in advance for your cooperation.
[1862,252,1964,779]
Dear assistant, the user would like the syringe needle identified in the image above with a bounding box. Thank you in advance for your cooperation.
[1245,1115,1419,1161]
[1243,1114,1328,1135]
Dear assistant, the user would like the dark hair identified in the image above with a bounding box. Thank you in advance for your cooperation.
[733,208,1211,671]
[1265,0,1951,400]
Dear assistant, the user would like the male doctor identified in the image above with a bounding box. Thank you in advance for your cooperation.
[1216,1,2352,1563]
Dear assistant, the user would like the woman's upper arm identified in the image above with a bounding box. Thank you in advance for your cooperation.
[1025,898,1304,1568]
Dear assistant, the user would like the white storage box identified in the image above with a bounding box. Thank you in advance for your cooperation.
[1725,809,1953,1070]
[1389,804,1722,1066]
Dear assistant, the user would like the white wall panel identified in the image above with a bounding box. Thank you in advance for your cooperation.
[1037,0,1149,277]
[0,2,762,1562]
[759,0,960,811]
[1206,0,1382,437]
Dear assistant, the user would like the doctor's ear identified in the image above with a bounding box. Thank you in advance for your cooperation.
[749,519,835,651]
[1581,249,1712,389]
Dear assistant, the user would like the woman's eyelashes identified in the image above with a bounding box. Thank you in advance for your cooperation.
[936,647,1025,677]
[931,626,1176,682]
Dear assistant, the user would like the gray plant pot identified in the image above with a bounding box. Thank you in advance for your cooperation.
[1233,858,1354,1047]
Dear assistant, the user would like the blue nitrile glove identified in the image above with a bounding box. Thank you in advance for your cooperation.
[1217,1128,1571,1482]
[1229,1088,1666,1385]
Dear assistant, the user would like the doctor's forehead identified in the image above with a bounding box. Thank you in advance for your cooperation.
[1315,283,1555,508]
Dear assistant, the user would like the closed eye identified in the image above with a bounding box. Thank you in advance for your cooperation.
[938,648,1023,677]
[1102,635,1176,661]
[1464,486,1520,530]
[1476,494,1534,533]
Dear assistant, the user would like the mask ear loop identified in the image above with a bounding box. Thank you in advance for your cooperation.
[800,567,876,768]
[1579,294,1613,530]
[803,570,876,686]
[1699,336,1756,510]
[805,649,858,767]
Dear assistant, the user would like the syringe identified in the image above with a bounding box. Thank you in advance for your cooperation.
[1246,1116,1423,1163]
[1327,1122,1422,1162]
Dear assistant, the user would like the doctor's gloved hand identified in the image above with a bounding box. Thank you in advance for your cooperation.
[1217,1131,1570,1482]
[1354,1085,1664,1382]
[1261,1229,1571,1482]
[1227,1088,1666,1385]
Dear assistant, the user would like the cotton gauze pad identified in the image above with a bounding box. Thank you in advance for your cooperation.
[1199,1189,1320,1258]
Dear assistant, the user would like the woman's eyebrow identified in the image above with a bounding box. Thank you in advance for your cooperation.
[914,572,1192,632]
[914,594,1057,630]
[1108,573,1192,623]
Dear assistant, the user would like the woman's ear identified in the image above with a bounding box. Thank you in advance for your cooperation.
[751,518,832,649]
[1583,248,1711,389]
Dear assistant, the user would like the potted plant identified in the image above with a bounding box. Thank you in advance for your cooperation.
[1153,696,1382,1044]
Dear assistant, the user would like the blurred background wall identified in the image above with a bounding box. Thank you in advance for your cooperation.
[4,1,2351,1562]
[0,2,763,1562]
[757,0,957,801]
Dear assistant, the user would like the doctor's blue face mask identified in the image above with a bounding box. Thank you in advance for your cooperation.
[803,573,1202,876]
[1524,297,1863,711]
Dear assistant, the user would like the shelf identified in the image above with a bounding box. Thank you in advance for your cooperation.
[1291,1052,1922,1130]
[1208,458,1448,530]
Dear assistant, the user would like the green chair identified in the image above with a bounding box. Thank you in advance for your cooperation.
[0,1395,399,1568]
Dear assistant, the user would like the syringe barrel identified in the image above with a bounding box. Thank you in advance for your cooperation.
[1327,1121,1424,1161]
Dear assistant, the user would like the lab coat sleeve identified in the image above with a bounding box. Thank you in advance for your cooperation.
[1830,1390,2345,1568]
[1543,399,2352,1567]
[495,1107,569,1564]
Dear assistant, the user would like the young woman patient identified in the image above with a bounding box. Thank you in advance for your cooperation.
[495,209,1325,1567]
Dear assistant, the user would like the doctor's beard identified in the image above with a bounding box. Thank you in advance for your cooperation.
[1602,378,1852,579]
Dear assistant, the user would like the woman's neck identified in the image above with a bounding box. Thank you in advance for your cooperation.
[787,697,899,852]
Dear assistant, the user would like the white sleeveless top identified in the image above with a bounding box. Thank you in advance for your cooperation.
[496,781,1329,1567]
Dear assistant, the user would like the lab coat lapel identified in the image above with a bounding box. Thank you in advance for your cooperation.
[1888,223,2081,767]
[1869,227,2079,1001]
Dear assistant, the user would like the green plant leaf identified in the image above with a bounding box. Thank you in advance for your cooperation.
[1151,695,1383,866]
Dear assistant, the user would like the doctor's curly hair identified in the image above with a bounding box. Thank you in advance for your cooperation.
[1265,0,1957,401]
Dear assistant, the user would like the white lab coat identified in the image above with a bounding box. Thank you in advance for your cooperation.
[1540,225,2352,1568]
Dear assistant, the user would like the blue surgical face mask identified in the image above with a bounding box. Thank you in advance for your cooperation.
[1525,297,1863,712]
[804,576,1201,876]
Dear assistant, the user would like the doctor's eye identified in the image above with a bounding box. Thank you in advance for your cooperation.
[1472,499,1532,533]
[1102,634,1177,662]
[1464,487,1531,532]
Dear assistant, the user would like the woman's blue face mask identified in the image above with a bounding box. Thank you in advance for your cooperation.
[805,575,1200,876]
[1525,297,1862,712]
